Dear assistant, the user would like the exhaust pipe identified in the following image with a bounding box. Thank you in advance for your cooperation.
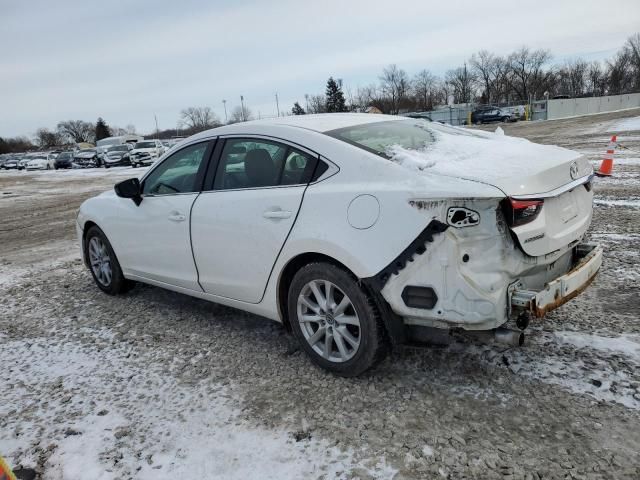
[493,327,525,347]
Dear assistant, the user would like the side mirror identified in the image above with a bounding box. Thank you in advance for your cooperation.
[114,178,142,206]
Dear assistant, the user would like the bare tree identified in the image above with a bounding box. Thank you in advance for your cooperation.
[35,128,61,148]
[623,33,640,91]
[180,107,219,131]
[470,50,501,104]
[352,85,381,112]
[412,69,438,111]
[307,94,327,114]
[606,50,633,95]
[56,120,95,143]
[229,105,253,123]
[556,59,588,97]
[445,63,476,103]
[508,47,552,100]
[379,64,410,114]
[586,61,607,96]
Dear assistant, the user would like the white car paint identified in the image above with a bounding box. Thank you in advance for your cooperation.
[129,140,165,167]
[26,157,50,170]
[25,153,56,170]
[77,114,601,336]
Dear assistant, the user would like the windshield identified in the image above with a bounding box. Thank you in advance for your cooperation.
[326,119,481,158]
[58,152,72,159]
[108,145,129,152]
[136,141,156,149]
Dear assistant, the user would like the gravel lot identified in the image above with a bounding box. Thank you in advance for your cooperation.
[1,109,639,479]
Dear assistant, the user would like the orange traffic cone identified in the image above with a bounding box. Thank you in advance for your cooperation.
[0,455,17,480]
[595,135,616,177]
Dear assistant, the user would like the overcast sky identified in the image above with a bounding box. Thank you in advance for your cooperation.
[1,0,639,138]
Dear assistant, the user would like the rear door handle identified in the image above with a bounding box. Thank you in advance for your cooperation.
[263,209,292,220]
[168,211,186,222]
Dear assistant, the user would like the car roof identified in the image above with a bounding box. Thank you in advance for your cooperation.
[191,113,406,141]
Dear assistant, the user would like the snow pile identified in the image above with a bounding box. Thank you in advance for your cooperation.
[385,127,581,180]
[594,198,640,208]
[608,115,640,132]
[554,332,640,362]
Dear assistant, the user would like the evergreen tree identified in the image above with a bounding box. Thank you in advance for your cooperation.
[325,77,347,112]
[291,102,306,115]
[95,117,111,140]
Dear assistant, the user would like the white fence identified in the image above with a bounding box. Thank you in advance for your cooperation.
[547,93,640,120]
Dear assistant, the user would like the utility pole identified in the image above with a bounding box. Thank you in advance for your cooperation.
[305,94,309,112]
[154,114,159,139]
[240,95,246,122]
[222,99,228,123]
[275,92,280,117]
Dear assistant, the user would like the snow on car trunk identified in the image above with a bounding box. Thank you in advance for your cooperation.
[387,126,595,256]
[386,126,592,196]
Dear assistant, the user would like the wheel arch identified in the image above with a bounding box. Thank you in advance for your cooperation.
[81,220,100,267]
[277,252,354,332]
[276,251,405,345]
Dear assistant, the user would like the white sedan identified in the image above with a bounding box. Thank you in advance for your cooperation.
[25,154,52,170]
[77,114,602,376]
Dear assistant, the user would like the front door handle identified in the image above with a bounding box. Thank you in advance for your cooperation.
[263,209,292,220]
[168,211,186,222]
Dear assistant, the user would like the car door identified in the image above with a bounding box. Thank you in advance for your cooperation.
[114,140,214,290]
[190,137,318,303]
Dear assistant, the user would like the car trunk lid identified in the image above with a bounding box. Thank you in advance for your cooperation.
[393,127,595,256]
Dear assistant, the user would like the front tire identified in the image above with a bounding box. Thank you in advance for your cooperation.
[85,226,133,295]
[288,262,389,376]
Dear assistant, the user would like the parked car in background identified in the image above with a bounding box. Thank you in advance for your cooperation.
[471,107,512,124]
[104,144,133,168]
[97,135,144,161]
[26,154,51,170]
[1,156,20,169]
[54,151,74,169]
[129,140,165,168]
[18,156,32,170]
[77,114,601,376]
[74,149,100,168]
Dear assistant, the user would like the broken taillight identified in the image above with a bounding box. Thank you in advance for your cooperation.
[502,198,544,227]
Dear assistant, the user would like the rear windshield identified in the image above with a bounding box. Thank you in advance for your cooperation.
[136,141,156,148]
[109,145,129,152]
[326,119,478,158]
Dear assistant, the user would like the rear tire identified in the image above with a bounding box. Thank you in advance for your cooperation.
[85,226,134,295]
[287,262,389,376]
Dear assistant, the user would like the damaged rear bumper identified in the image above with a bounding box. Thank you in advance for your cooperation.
[510,243,603,318]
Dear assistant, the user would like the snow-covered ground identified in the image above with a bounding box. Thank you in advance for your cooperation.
[0,334,394,480]
[608,115,640,133]
[2,109,640,478]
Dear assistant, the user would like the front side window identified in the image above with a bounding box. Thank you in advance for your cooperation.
[143,142,208,195]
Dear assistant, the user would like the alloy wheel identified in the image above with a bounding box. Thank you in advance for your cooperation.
[88,236,112,286]
[296,279,361,363]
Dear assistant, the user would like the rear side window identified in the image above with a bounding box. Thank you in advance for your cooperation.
[326,120,436,158]
[213,138,317,190]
